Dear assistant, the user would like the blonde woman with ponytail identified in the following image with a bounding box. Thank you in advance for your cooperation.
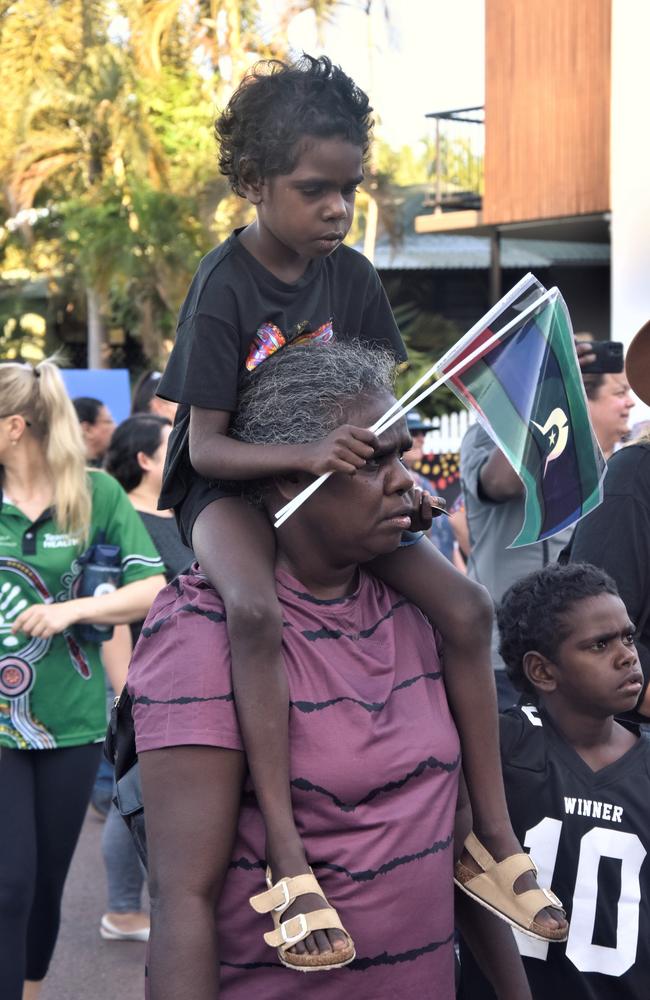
[0,360,165,1000]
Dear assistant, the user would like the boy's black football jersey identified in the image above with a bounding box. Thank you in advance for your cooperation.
[496,705,650,999]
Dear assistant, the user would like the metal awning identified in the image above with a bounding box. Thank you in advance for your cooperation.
[365,234,610,271]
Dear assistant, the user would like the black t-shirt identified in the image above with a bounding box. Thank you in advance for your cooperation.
[129,511,194,647]
[460,705,650,1000]
[569,443,650,716]
[138,512,193,581]
[157,230,406,512]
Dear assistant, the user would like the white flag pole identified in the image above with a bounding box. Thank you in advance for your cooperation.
[274,288,555,528]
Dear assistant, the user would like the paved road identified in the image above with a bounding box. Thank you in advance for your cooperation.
[41,809,147,1000]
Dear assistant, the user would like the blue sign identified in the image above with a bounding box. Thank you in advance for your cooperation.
[60,369,131,424]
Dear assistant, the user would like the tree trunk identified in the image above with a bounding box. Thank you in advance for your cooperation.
[86,286,106,368]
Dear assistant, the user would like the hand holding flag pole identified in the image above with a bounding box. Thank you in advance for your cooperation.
[275,281,562,529]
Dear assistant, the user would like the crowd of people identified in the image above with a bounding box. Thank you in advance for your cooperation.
[0,53,648,1000]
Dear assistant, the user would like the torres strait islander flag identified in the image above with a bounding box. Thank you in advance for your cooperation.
[438,275,606,547]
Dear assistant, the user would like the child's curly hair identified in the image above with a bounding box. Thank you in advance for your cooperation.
[215,54,373,196]
[497,562,620,699]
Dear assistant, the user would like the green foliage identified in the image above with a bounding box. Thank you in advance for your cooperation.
[392,303,463,416]
[0,290,49,361]
[0,0,251,362]
[0,1,482,368]
[374,134,483,194]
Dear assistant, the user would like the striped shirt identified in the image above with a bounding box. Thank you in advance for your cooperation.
[129,566,460,999]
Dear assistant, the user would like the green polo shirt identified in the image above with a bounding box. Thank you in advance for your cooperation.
[0,470,164,749]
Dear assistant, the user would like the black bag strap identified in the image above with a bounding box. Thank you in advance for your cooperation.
[104,685,138,782]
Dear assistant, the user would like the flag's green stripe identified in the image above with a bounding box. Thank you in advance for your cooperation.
[465,308,601,522]
[455,362,544,541]
[519,302,601,508]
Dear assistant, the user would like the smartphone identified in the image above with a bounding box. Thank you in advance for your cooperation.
[580,340,624,374]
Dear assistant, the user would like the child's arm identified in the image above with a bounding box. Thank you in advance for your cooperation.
[189,405,379,481]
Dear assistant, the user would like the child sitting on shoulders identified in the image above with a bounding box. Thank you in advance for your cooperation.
[156,54,565,969]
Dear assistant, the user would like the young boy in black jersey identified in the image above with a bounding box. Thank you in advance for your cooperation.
[460,562,650,999]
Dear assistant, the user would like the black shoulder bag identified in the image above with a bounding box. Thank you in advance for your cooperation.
[104,687,148,869]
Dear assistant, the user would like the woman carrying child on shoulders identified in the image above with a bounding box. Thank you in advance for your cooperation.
[154,54,566,971]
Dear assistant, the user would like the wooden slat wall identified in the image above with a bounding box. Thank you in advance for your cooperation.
[484,0,611,224]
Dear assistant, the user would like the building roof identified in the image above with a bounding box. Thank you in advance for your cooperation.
[366,233,610,271]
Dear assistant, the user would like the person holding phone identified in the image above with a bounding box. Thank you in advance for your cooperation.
[575,336,633,459]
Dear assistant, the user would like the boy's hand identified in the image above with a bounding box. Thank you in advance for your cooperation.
[407,486,447,532]
[303,425,380,476]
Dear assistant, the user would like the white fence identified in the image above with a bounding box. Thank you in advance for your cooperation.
[422,409,476,454]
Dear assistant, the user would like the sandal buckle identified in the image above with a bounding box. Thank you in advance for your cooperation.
[273,880,291,913]
[280,913,308,946]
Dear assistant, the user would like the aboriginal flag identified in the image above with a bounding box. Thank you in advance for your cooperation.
[438,282,605,547]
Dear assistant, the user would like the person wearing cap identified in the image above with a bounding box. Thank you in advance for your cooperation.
[567,321,650,719]
[403,410,432,464]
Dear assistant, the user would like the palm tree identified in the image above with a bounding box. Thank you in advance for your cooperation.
[0,1,314,365]
[0,0,215,364]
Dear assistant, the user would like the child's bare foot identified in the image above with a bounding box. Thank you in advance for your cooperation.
[458,828,567,936]
[267,843,349,957]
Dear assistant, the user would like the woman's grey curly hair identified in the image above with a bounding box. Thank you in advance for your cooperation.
[229,339,397,502]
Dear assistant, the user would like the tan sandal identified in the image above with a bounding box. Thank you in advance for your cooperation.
[454,832,568,942]
[249,867,356,971]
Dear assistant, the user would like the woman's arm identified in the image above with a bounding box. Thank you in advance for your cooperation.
[189,406,378,482]
[12,575,165,639]
[140,745,246,1000]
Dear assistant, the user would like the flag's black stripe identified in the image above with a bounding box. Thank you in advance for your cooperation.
[228,831,453,880]
[141,602,226,637]
[299,599,408,642]
[291,671,442,714]
[132,691,234,706]
[291,753,461,811]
